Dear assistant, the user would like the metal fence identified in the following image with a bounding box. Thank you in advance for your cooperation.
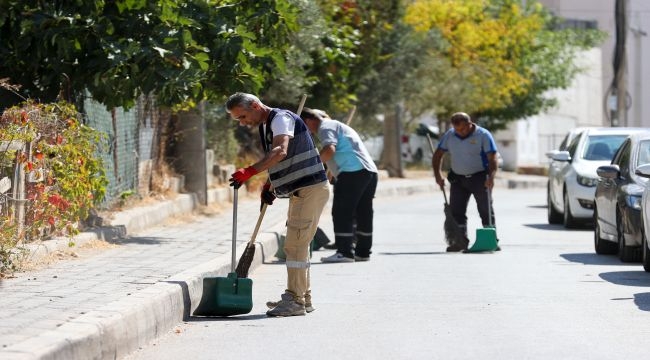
[80,93,169,208]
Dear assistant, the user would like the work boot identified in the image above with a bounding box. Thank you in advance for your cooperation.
[267,292,315,313]
[266,295,306,317]
[446,237,469,252]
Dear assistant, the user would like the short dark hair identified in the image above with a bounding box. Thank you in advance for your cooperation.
[300,107,321,122]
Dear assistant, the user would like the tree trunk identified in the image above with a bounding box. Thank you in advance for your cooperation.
[173,102,208,205]
[381,104,404,178]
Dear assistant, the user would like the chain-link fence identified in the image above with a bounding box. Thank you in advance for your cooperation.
[80,93,170,208]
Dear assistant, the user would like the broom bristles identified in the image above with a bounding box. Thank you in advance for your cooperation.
[235,243,256,278]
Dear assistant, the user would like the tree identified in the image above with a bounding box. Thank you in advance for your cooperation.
[0,0,298,110]
[403,0,604,129]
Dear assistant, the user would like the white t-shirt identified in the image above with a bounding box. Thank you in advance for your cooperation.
[268,112,294,138]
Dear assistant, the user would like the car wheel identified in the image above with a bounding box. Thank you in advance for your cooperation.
[642,230,650,272]
[617,210,641,262]
[547,184,562,224]
[563,190,578,229]
[594,208,617,255]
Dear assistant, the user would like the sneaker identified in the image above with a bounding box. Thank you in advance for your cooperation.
[266,298,306,317]
[267,302,315,313]
[267,293,315,313]
[321,253,354,263]
[354,255,370,262]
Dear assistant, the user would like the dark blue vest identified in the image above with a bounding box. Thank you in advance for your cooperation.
[259,109,327,197]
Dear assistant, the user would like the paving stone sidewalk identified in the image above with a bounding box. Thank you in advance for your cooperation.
[0,172,545,360]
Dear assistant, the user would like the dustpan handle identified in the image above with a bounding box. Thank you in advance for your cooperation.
[486,175,493,227]
[231,187,238,272]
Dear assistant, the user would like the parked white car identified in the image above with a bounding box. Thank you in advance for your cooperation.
[401,123,439,163]
[547,127,647,228]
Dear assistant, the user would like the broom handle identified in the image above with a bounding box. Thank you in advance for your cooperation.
[296,94,307,115]
[426,133,447,202]
[247,203,267,246]
[345,106,357,125]
[486,177,493,227]
[231,187,238,272]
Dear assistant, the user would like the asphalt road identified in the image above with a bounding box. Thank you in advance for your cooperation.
[124,187,650,360]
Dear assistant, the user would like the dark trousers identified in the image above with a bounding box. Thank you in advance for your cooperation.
[332,170,378,258]
[449,171,495,236]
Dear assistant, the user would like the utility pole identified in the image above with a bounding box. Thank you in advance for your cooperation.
[612,0,628,127]
[630,18,647,127]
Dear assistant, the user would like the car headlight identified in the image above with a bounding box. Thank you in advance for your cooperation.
[626,195,642,210]
[576,174,598,187]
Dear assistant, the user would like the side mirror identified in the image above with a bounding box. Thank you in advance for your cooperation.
[551,151,571,162]
[635,163,650,178]
[545,150,559,159]
[596,165,620,179]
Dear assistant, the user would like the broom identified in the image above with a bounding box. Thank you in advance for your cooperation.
[235,203,267,278]
[426,134,468,249]
[235,94,309,278]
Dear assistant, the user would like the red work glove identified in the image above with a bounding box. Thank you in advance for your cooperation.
[260,183,276,210]
[229,166,259,188]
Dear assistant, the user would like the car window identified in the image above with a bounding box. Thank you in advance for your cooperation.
[581,135,628,161]
[558,133,570,151]
[566,133,582,157]
[614,139,631,175]
[612,138,629,165]
[637,139,650,168]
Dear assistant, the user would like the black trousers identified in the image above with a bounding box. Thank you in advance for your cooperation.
[332,170,378,258]
[449,171,495,236]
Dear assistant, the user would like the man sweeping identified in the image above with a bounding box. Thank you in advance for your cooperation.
[226,93,329,316]
[431,112,500,252]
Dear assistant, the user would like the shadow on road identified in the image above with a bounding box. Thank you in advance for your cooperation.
[560,253,637,266]
[527,205,548,209]
[599,272,650,312]
[188,314,268,322]
[599,271,650,287]
[524,223,592,231]
[378,251,447,255]
[634,293,650,311]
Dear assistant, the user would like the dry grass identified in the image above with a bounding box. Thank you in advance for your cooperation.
[14,240,119,274]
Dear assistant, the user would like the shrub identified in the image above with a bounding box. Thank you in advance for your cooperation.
[0,100,107,274]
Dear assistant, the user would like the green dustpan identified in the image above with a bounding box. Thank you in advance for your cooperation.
[465,226,498,252]
[465,186,499,253]
[193,187,253,316]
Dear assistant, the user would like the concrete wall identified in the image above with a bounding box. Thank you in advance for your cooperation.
[537,0,650,128]
[494,47,603,169]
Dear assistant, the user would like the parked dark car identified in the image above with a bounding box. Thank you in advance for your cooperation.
[594,132,650,262]
[633,163,650,271]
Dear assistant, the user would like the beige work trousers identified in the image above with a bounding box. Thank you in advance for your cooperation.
[284,180,330,304]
